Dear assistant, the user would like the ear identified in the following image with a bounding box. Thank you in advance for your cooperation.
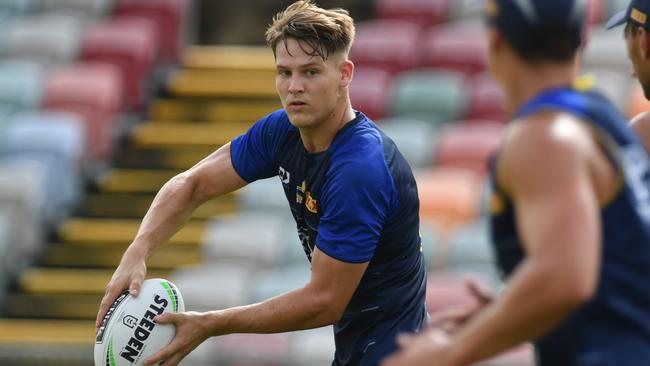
[487,27,503,54]
[641,27,650,60]
[338,59,354,88]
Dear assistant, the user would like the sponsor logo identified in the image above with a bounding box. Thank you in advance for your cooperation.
[119,295,169,363]
[122,315,137,329]
[632,8,647,25]
[305,192,318,213]
[279,166,290,184]
[296,180,306,204]
[96,290,129,343]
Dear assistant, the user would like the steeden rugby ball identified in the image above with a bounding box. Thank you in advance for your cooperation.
[95,278,185,366]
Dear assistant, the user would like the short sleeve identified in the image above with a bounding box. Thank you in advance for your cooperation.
[317,154,396,263]
[230,110,292,183]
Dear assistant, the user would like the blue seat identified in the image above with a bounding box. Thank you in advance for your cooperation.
[5,110,85,226]
[388,69,467,126]
[0,61,44,111]
[0,0,33,20]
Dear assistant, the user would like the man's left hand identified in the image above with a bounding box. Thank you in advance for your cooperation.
[144,311,212,366]
[381,328,459,366]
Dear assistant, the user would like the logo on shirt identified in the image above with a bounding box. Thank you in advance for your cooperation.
[296,180,306,204]
[305,192,318,213]
[279,166,290,184]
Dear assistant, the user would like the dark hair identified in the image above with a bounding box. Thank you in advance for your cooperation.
[265,0,355,60]
[625,19,643,38]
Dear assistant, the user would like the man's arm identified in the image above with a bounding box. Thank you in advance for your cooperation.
[631,111,650,153]
[144,246,369,365]
[96,143,247,330]
[445,113,603,364]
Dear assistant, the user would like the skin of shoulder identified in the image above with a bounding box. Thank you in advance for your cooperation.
[630,110,650,154]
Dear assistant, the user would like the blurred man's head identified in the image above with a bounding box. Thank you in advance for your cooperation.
[607,0,650,99]
[484,0,586,80]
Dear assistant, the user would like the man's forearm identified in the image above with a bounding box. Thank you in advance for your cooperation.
[448,260,586,365]
[204,286,339,336]
[131,173,202,257]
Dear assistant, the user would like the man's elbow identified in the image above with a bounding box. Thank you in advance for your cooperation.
[555,273,598,310]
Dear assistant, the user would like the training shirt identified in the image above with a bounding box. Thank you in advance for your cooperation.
[230,110,428,366]
[490,85,650,366]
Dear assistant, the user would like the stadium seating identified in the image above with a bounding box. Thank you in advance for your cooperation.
[36,0,115,21]
[4,111,85,220]
[0,60,43,112]
[582,27,629,74]
[434,121,505,176]
[465,72,508,122]
[81,17,158,109]
[377,117,437,168]
[0,0,33,20]
[416,167,483,234]
[388,69,467,126]
[350,65,393,121]
[3,14,82,66]
[43,62,123,161]
[418,23,488,76]
[374,0,450,26]
[350,19,423,74]
[114,0,188,62]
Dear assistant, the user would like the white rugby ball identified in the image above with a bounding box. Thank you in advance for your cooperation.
[95,278,185,366]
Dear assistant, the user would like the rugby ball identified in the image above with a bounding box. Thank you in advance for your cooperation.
[95,278,185,366]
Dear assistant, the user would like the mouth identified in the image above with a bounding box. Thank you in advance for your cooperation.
[288,101,307,110]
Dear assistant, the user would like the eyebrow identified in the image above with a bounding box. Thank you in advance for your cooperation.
[276,62,323,69]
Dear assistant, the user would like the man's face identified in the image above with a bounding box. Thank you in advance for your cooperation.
[625,22,650,99]
[275,38,342,129]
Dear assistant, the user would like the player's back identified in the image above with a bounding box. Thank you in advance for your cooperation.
[490,84,650,365]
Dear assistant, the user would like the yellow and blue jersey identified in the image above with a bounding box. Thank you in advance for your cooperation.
[231,110,427,366]
[490,84,650,366]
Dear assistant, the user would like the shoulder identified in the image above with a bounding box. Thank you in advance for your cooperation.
[496,110,596,194]
[630,111,650,153]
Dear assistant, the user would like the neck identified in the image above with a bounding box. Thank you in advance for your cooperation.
[300,96,355,153]
[502,59,578,118]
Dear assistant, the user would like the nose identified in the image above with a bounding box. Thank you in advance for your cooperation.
[288,74,304,94]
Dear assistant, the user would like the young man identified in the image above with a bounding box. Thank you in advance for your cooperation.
[608,0,650,152]
[383,0,650,365]
[95,1,428,365]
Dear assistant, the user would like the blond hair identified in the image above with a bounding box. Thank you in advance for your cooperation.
[265,0,355,60]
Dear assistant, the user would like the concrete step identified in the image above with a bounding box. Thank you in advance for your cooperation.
[182,45,274,71]
[77,193,238,219]
[4,294,101,320]
[58,218,206,245]
[132,122,252,148]
[168,69,277,98]
[19,268,170,295]
[97,168,181,193]
[150,98,280,122]
[41,244,202,269]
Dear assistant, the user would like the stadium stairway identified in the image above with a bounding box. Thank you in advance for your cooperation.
[0,45,281,366]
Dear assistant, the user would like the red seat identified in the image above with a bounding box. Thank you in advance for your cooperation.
[419,24,488,76]
[375,0,450,27]
[115,0,188,62]
[350,66,393,121]
[43,63,123,160]
[81,17,158,109]
[350,19,423,74]
[435,122,505,176]
[587,0,605,25]
[466,72,508,122]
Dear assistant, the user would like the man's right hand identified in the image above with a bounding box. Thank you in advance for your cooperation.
[429,277,494,334]
[95,245,148,332]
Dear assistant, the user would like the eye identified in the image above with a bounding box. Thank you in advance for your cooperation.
[277,69,290,77]
[306,69,319,76]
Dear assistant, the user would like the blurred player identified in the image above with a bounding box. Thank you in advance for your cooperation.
[95,1,428,365]
[608,0,650,152]
[382,0,650,365]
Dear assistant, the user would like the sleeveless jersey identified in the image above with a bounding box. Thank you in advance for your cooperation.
[490,85,650,366]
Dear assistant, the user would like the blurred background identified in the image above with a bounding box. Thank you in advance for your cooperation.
[0,0,645,365]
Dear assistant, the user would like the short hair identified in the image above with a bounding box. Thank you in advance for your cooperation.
[626,19,643,38]
[265,0,355,60]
